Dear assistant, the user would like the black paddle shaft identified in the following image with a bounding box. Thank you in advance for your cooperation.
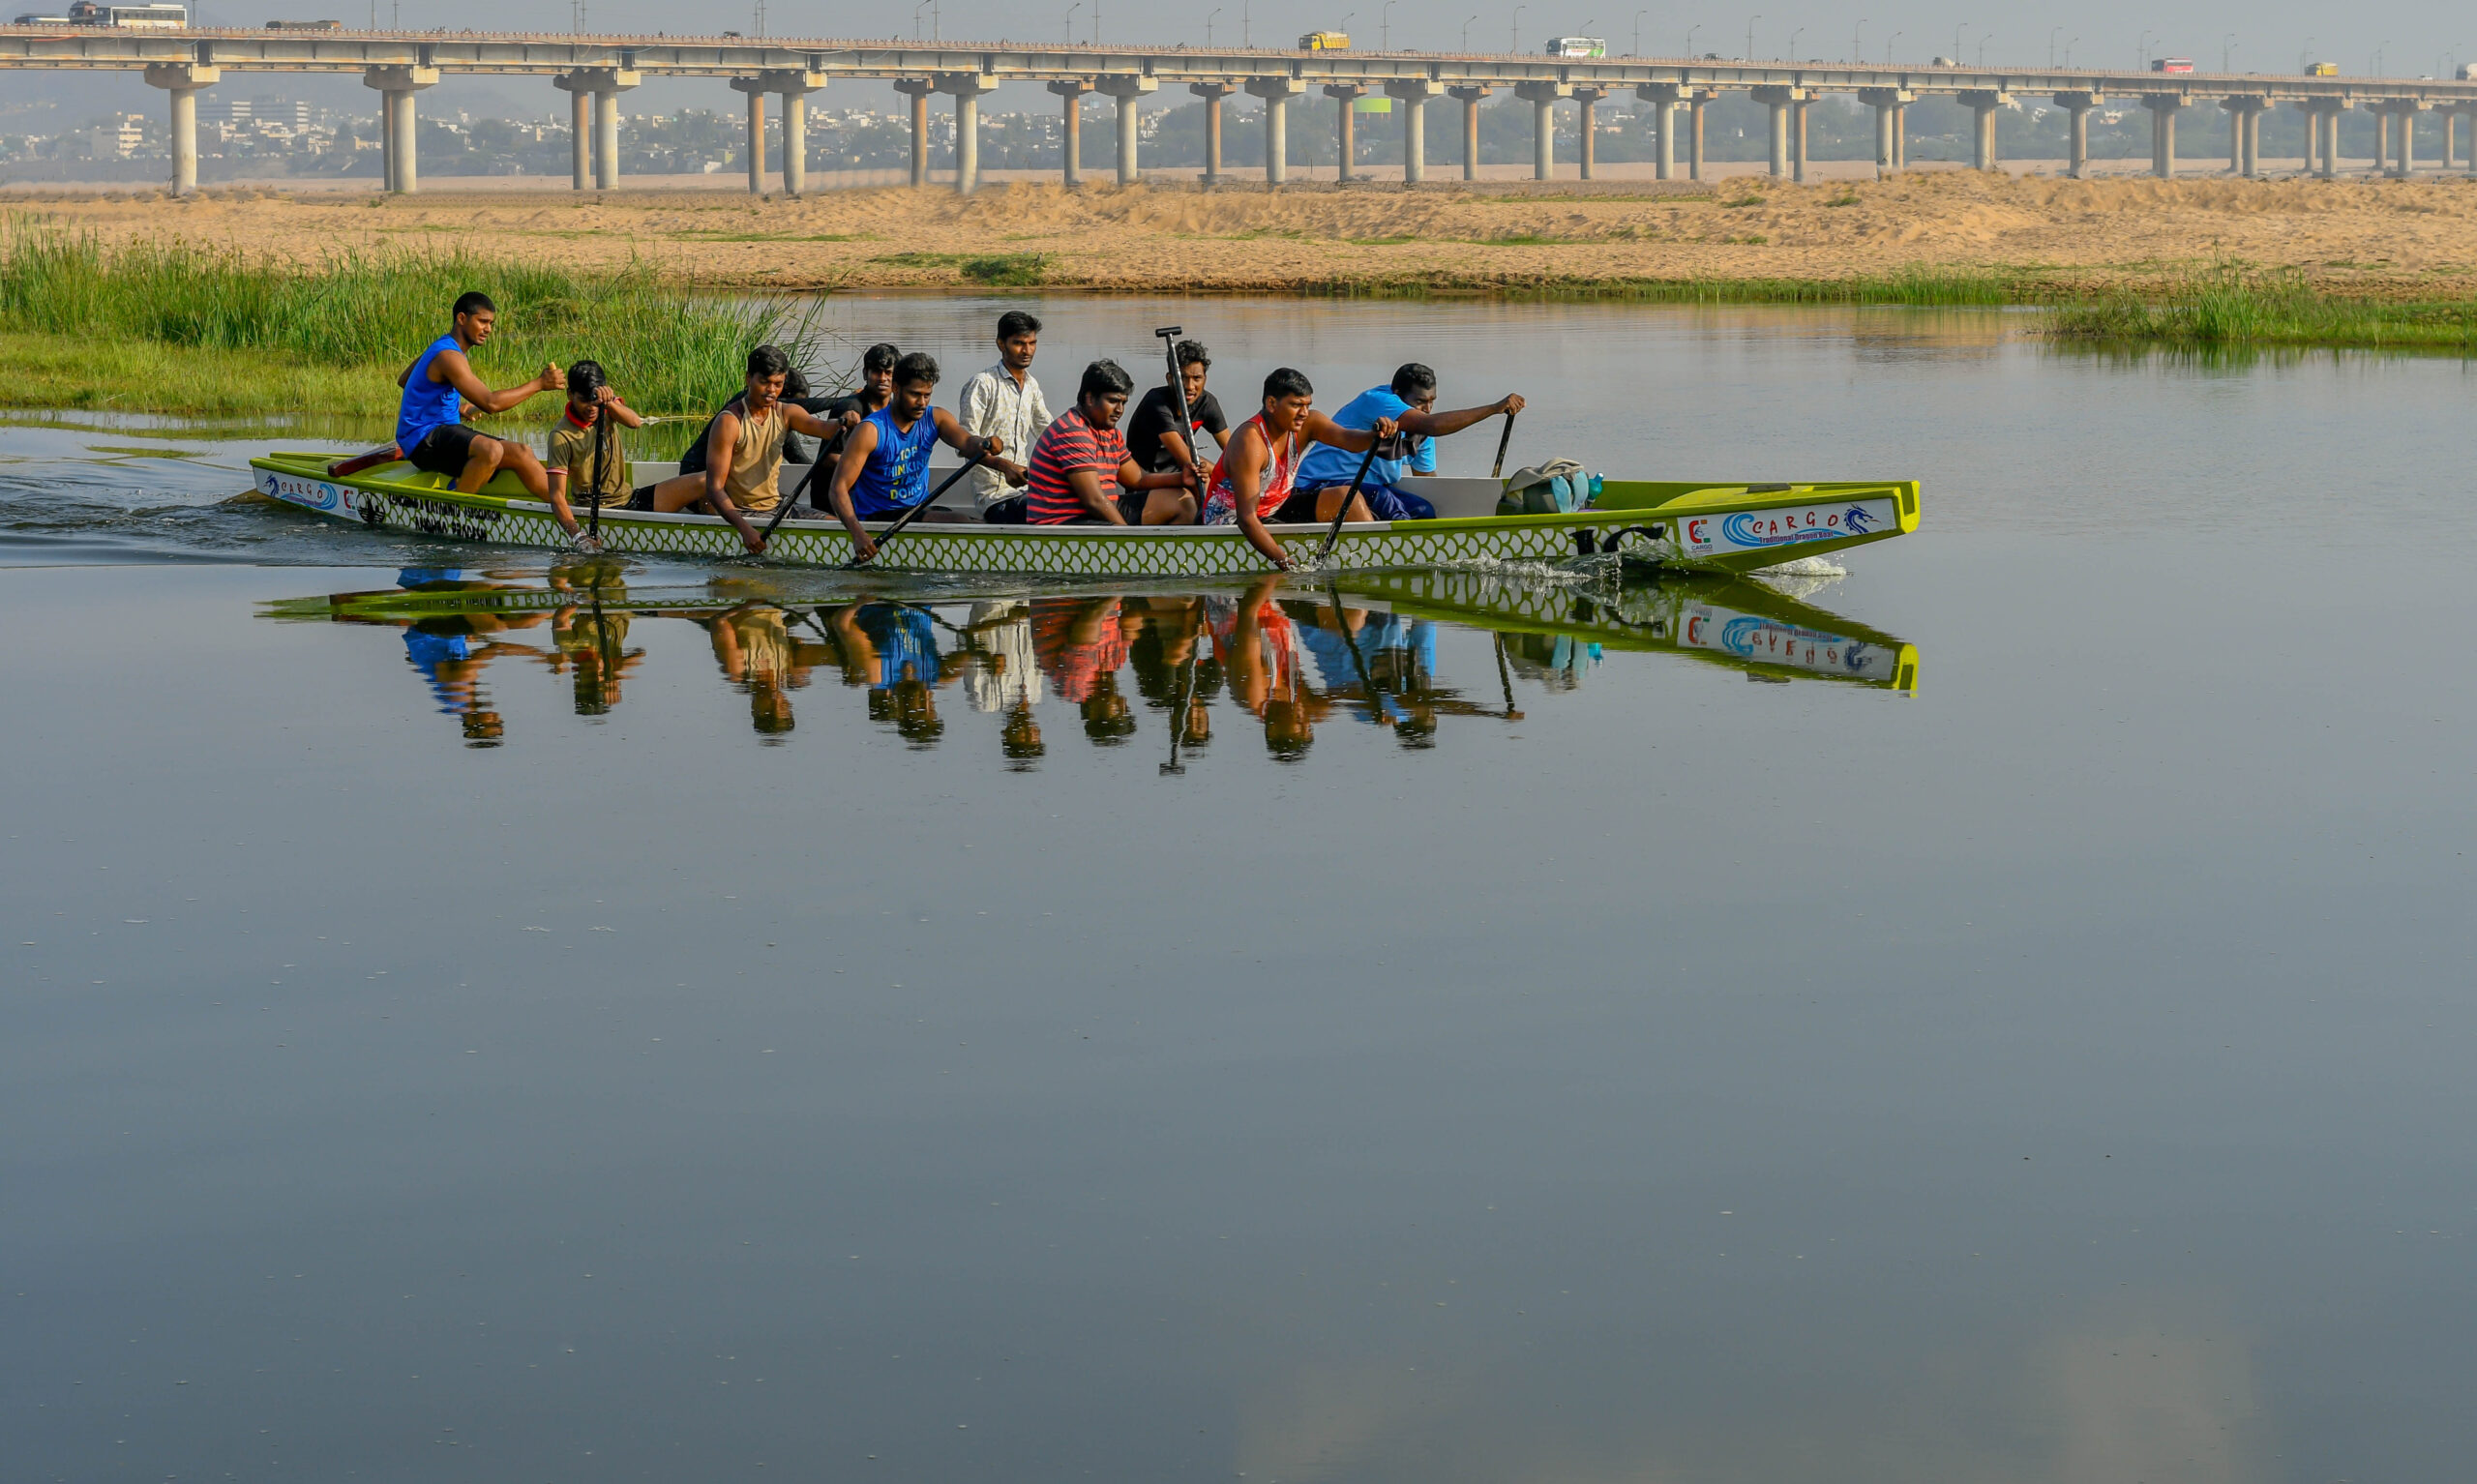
[585,407,608,544]
[845,453,988,569]
[1491,409,1518,480]
[1312,439,1386,565]
[1154,326,1204,485]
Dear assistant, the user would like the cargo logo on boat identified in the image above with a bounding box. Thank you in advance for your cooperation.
[1682,605,1893,678]
[259,470,342,512]
[1716,504,1877,549]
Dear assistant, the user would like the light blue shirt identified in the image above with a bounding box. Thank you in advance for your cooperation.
[1294,386,1439,490]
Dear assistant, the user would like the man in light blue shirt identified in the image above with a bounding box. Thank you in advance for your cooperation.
[1294,363,1525,520]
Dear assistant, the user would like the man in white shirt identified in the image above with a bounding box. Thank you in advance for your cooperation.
[956,310,1052,516]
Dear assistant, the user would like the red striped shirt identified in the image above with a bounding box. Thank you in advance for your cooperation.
[1026,408,1129,524]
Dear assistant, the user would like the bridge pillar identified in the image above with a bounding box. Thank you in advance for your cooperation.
[362,65,438,195]
[1048,80,1094,187]
[1571,86,1608,180]
[2220,96,2266,178]
[1956,90,2009,171]
[1792,98,1808,181]
[1447,85,1489,180]
[1749,86,1794,177]
[893,79,936,186]
[2373,110,2388,175]
[1690,92,1712,179]
[1324,83,1367,182]
[1894,102,1907,168]
[939,74,1000,194]
[2445,108,2460,171]
[1246,77,1305,186]
[1514,81,1568,180]
[554,74,590,189]
[1191,82,1234,184]
[2315,101,2345,179]
[2388,101,2427,177]
[1861,87,1914,177]
[2143,94,2185,179]
[144,62,219,196]
[2053,92,2099,178]
[1638,82,1685,180]
[1094,75,1154,187]
[1387,78,1442,183]
[731,78,766,193]
[779,75,821,195]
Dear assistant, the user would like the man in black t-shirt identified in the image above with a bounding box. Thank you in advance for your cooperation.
[1125,340,1230,487]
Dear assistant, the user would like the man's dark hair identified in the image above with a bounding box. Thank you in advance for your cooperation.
[566,359,606,399]
[996,310,1042,341]
[746,344,791,379]
[1079,358,1135,403]
[892,350,941,388]
[452,290,495,319]
[783,368,812,401]
[1175,339,1210,371]
[1389,362,1439,400]
[1263,367,1314,401]
[862,341,901,374]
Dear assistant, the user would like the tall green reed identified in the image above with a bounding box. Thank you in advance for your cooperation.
[0,219,831,416]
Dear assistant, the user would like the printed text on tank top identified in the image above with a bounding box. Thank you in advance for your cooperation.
[851,405,943,518]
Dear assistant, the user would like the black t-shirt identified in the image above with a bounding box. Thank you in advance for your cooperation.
[1125,386,1227,474]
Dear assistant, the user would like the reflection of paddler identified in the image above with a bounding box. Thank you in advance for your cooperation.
[700,603,822,736]
[400,617,531,746]
[549,602,639,717]
[1207,576,1325,758]
[824,601,951,746]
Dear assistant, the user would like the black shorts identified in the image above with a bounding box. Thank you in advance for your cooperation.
[405,423,483,476]
[1269,489,1323,524]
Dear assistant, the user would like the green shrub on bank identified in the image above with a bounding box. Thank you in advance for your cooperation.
[0,219,828,417]
[2046,269,2477,350]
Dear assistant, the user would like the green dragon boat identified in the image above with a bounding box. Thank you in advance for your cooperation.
[249,451,1920,579]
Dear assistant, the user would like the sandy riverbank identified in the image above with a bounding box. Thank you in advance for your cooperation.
[14,168,2477,296]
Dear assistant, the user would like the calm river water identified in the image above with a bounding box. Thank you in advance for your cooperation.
[4,296,2472,1484]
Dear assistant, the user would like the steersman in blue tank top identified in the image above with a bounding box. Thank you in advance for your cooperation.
[821,351,1001,567]
[390,291,582,540]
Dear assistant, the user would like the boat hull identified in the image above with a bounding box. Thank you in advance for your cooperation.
[250,454,1917,578]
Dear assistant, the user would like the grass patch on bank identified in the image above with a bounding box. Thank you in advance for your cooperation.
[0,220,827,419]
[872,250,1052,285]
[2047,268,2477,349]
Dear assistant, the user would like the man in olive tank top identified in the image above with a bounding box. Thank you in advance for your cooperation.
[637,345,848,554]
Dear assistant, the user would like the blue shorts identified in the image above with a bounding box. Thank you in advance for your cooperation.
[1355,484,1436,521]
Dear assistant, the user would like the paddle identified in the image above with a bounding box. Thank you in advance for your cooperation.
[584,401,610,547]
[327,443,401,479]
[1311,439,1386,565]
[1490,409,1518,480]
[845,453,987,569]
[1492,632,1525,721]
[1161,645,1201,776]
[1326,584,1387,711]
[1154,325,1207,491]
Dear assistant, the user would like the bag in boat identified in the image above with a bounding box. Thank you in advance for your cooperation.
[1498,459,1595,516]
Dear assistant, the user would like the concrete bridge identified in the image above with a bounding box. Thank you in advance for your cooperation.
[9,25,2477,195]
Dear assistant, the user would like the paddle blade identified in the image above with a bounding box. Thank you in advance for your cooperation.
[327,444,401,479]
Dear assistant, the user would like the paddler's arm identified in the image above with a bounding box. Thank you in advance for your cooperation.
[1298,410,1399,454]
[929,406,1000,462]
[1065,467,1128,524]
[701,409,766,554]
[1225,431,1291,570]
[597,385,644,429]
[1398,393,1525,440]
[780,402,841,440]
[824,418,883,563]
[432,347,564,416]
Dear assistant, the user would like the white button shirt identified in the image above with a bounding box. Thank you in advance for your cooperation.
[957,362,1052,513]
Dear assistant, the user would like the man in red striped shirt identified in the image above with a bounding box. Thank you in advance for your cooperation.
[1026,360,1198,526]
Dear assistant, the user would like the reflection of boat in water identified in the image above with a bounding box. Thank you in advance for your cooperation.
[249,450,1920,579]
[1342,568,1920,693]
[262,562,1917,757]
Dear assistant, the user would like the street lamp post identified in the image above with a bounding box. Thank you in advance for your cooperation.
[1633,8,1647,56]
[2049,26,2059,67]
[1789,25,1804,59]
[1512,4,1524,52]
[1206,6,1217,45]
[1064,3,1077,42]
[1686,23,1698,57]
[1885,30,1899,65]
[1381,0,1394,50]
[1462,14,1477,49]
[1747,15,1759,60]
[1854,18,1865,63]
[1977,34,1990,66]
[2223,34,2234,72]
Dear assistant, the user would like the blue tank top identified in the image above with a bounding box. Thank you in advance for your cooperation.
[396,334,464,450]
[850,405,941,518]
